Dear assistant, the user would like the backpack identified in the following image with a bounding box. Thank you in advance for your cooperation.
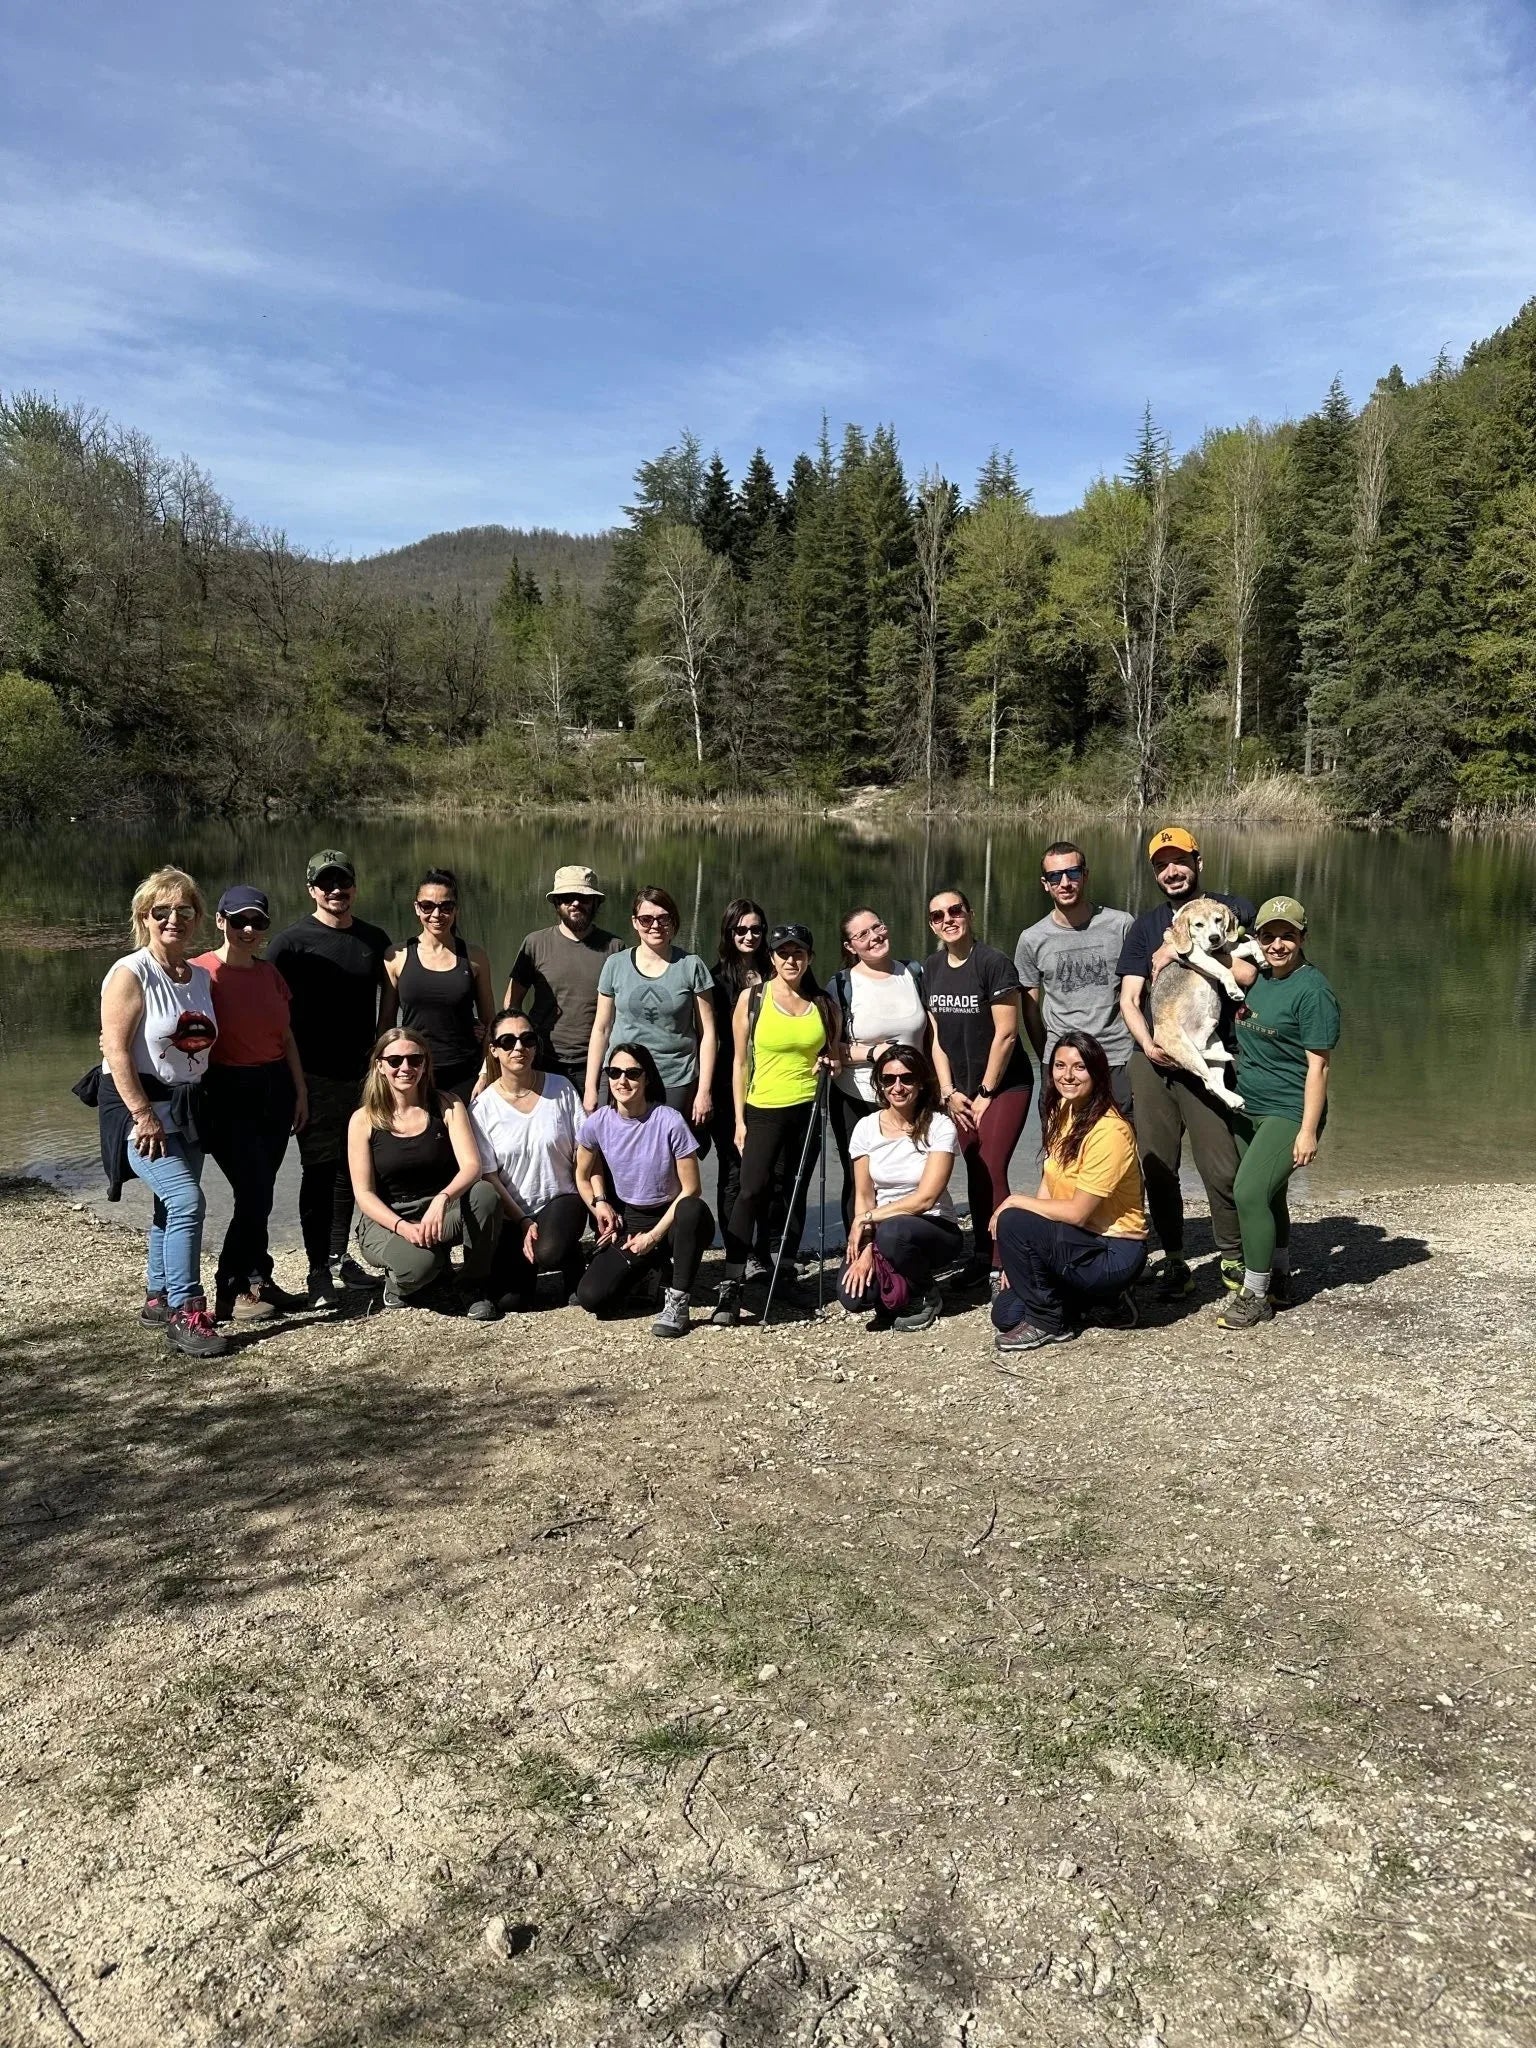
[829,960,927,1039]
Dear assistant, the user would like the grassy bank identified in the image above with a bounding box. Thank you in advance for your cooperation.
[2,1178,1533,2046]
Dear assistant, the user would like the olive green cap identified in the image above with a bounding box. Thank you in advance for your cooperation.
[1256,894,1307,932]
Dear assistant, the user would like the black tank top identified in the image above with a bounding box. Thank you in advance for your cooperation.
[370,1110,456,1208]
[398,937,479,1073]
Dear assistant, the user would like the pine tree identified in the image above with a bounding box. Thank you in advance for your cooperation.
[698,453,739,564]
[974,447,1024,505]
[857,426,917,775]
[1290,378,1354,771]
[733,449,783,577]
[785,424,866,767]
[1460,480,1536,799]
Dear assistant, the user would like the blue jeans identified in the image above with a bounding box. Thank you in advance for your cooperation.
[126,1135,208,1308]
[993,1206,1147,1335]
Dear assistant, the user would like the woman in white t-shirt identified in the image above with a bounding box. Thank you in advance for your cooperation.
[829,905,933,1233]
[97,865,224,1358]
[839,1045,961,1333]
[472,1008,588,1311]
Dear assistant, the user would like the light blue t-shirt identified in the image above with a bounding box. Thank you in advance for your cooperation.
[598,946,713,1088]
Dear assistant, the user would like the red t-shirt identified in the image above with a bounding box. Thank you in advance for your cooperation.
[192,953,292,1067]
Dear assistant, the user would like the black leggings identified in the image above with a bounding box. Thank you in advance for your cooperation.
[838,1214,964,1311]
[574,1196,714,1315]
[489,1191,589,1302]
[724,1100,819,1276]
[829,1087,879,1233]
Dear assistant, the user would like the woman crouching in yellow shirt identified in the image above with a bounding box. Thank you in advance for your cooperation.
[990,1029,1148,1356]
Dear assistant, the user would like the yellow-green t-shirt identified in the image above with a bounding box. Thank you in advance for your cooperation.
[746,991,825,1109]
[1043,1111,1147,1238]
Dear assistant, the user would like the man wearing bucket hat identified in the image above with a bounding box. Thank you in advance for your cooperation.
[1218,895,1340,1330]
[503,864,625,1096]
[268,850,395,1304]
[1115,826,1258,1301]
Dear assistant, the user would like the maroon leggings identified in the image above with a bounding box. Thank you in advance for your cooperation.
[956,1081,1033,1263]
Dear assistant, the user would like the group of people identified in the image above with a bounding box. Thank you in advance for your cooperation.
[90,829,1338,1359]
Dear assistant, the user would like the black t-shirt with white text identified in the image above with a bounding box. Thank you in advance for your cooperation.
[922,941,1030,1097]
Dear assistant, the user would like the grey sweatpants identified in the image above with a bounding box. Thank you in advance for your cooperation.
[1127,1050,1241,1262]
[355,1180,502,1295]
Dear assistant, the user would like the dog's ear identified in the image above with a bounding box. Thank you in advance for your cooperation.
[1168,907,1195,955]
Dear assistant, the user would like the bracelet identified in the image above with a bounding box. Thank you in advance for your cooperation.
[393,1219,402,1235]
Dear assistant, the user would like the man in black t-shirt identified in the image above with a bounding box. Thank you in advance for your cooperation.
[268,849,395,1302]
[1115,826,1258,1303]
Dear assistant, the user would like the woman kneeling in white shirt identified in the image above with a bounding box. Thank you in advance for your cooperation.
[840,1045,961,1333]
[472,1008,587,1311]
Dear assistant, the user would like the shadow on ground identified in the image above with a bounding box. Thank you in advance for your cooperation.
[0,1309,616,1645]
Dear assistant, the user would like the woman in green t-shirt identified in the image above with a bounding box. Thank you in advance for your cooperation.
[1218,895,1341,1331]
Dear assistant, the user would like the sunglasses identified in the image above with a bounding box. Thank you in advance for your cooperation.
[1043,866,1086,886]
[880,1072,918,1089]
[928,904,966,924]
[313,878,354,894]
[150,904,197,924]
[605,1063,645,1082]
[225,914,270,933]
[734,922,766,936]
[380,1052,425,1070]
[416,899,457,917]
[634,913,673,929]
[493,1030,539,1051]
[556,894,594,905]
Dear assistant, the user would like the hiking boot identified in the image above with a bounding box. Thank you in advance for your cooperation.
[1219,1257,1245,1294]
[1155,1257,1195,1301]
[464,1295,501,1322]
[653,1286,691,1338]
[1267,1267,1293,1308]
[256,1277,308,1313]
[711,1280,742,1328]
[893,1288,942,1333]
[215,1286,275,1325]
[743,1255,771,1285]
[994,1318,1073,1356]
[139,1289,169,1326]
[307,1264,341,1307]
[497,1289,536,1315]
[334,1256,379,1293]
[1217,1288,1274,1331]
[166,1299,229,1358]
[1077,1291,1139,1332]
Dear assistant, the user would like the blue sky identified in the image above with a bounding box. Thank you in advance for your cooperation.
[5,0,1536,554]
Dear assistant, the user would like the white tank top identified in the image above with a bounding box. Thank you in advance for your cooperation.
[104,949,218,1084]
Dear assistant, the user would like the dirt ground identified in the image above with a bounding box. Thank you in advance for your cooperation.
[2,1176,1533,2048]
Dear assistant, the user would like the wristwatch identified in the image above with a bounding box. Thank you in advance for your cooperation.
[975,1083,997,1099]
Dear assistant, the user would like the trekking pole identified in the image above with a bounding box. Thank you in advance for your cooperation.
[763,1065,829,1326]
[816,1067,829,1319]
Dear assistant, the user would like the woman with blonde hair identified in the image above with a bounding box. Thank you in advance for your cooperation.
[346,1027,502,1315]
[97,865,224,1356]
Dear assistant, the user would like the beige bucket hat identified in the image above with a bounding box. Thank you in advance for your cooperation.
[547,864,604,902]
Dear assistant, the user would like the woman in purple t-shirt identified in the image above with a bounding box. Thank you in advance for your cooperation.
[574,1042,714,1339]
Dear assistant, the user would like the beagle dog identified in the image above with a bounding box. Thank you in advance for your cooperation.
[1148,897,1266,1110]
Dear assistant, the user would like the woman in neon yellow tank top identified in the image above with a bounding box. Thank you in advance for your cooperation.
[711,923,842,1326]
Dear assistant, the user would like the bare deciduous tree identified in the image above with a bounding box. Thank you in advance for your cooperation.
[631,523,728,765]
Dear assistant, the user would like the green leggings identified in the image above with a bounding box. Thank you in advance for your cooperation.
[1231,1114,1300,1273]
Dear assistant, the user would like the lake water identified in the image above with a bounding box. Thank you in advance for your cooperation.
[3,815,1534,1231]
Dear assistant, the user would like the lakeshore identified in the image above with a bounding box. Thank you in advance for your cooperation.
[2,1176,1533,2047]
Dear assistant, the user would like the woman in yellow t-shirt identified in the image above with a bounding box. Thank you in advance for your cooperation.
[990,1030,1148,1356]
[711,923,842,1326]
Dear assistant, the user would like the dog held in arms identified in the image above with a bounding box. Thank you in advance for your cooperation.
[1149,898,1266,1110]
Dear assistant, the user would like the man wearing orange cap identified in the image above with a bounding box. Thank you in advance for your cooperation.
[1116,826,1258,1301]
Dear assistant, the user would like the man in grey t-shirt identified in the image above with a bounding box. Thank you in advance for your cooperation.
[1014,840,1135,1108]
[504,864,625,1093]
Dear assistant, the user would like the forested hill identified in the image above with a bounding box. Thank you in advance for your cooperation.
[6,292,1536,827]
[351,525,614,608]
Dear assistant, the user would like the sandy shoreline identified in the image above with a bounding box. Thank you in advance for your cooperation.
[3,1175,1534,2047]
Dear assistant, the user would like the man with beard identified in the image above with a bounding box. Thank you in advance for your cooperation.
[1015,841,1135,1109]
[1116,826,1257,1302]
[503,865,626,1095]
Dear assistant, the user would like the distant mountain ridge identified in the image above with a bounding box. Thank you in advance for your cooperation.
[350,524,615,608]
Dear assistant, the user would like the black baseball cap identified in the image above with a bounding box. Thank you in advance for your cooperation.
[217,885,269,918]
[769,922,813,953]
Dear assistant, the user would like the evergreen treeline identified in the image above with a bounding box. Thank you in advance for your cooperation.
[352,525,613,610]
[6,297,1536,827]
